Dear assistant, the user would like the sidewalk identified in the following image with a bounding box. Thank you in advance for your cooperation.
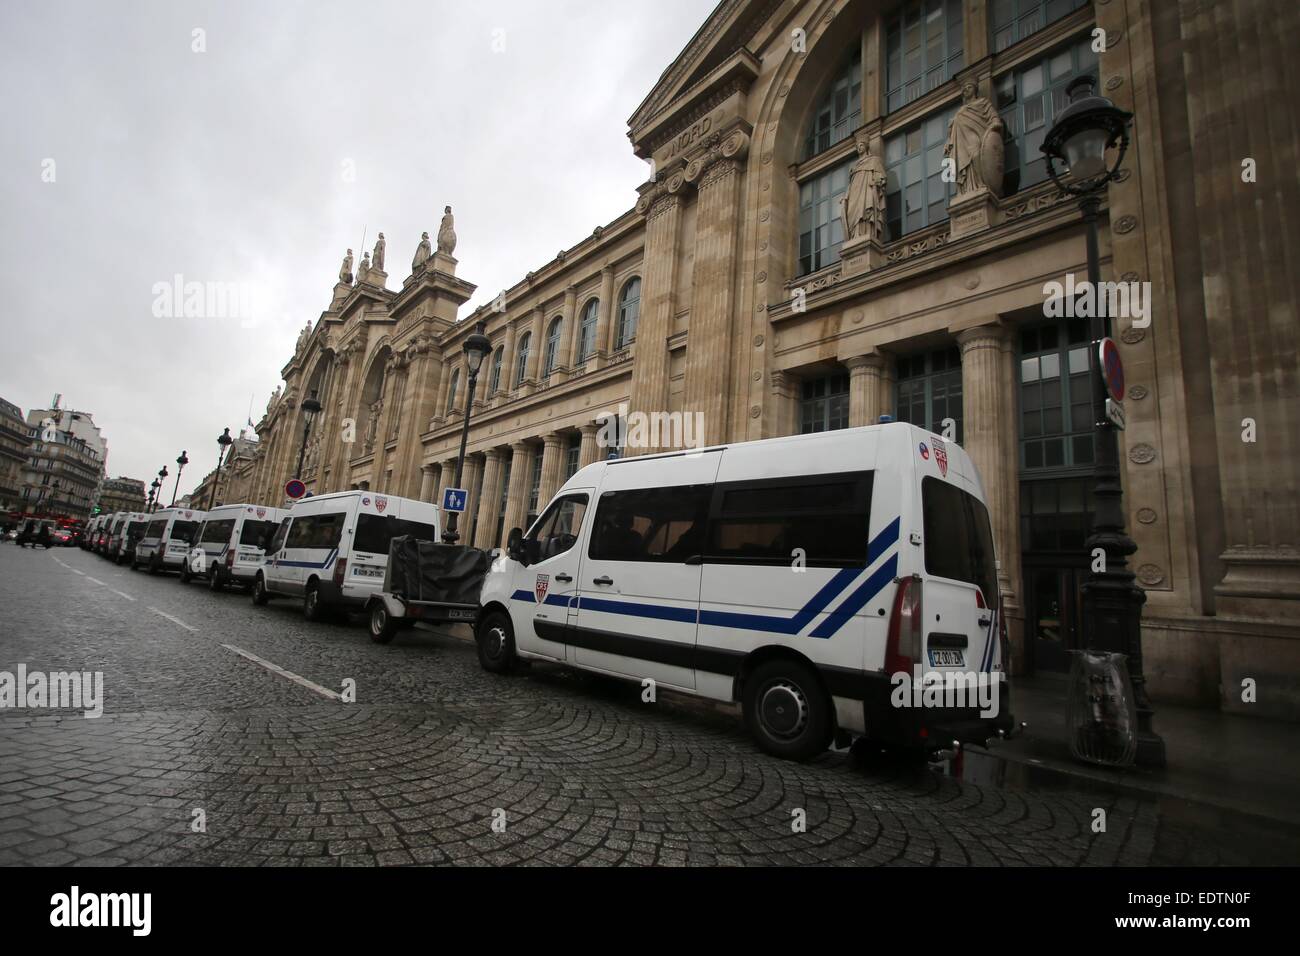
[973,674,1300,827]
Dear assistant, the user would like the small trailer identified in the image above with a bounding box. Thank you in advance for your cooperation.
[364,535,492,644]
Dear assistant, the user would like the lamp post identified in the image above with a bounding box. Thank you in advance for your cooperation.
[154,467,168,513]
[171,451,189,507]
[147,479,159,513]
[295,390,323,485]
[1041,74,1164,768]
[207,427,234,511]
[442,320,493,544]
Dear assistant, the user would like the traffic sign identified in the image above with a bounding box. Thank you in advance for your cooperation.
[285,479,306,500]
[442,487,468,513]
[1105,398,1126,430]
[1099,337,1125,401]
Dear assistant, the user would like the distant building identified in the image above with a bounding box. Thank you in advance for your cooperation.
[19,427,102,520]
[191,431,260,509]
[96,476,147,515]
[0,398,29,512]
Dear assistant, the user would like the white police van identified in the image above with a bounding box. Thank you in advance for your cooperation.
[477,421,1013,761]
[132,506,206,574]
[181,503,288,590]
[251,490,440,621]
[107,512,150,565]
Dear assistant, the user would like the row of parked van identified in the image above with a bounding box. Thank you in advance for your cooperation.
[82,422,1015,762]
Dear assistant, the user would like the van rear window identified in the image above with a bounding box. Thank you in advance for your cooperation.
[145,519,166,539]
[201,519,236,544]
[354,515,438,555]
[169,520,198,543]
[921,476,998,603]
[240,520,277,546]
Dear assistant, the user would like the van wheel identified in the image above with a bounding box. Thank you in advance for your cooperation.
[147,554,161,576]
[209,566,225,592]
[476,611,518,674]
[303,582,325,622]
[369,604,400,644]
[179,563,192,584]
[251,574,269,606]
[743,660,833,763]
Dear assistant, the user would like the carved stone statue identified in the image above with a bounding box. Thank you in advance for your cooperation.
[358,251,372,284]
[364,400,382,448]
[412,231,431,272]
[339,249,353,284]
[296,321,312,354]
[372,232,385,272]
[945,83,1005,198]
[437,206,456,255]
[840,139,887,243]
[267,385,282,412]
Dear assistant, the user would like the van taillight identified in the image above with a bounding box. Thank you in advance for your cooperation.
[885,575,923,674]
[333,558,347,587]
[226,547,236,568]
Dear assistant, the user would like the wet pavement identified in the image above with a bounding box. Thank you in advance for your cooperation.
[1,542,1297,866]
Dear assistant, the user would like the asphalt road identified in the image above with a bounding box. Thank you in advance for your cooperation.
[0,541,1291,866]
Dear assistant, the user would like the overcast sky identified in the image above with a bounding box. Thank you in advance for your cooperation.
[0,0,710,498]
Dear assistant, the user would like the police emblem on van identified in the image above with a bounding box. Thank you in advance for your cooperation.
[534,574,550,603]
[375,497,388,513]
[932,437,949,477]
[256,508,266,519]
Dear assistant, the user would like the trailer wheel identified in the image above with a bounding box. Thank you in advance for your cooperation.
[251,574,270,606]
[743,659,833,763]
[476,610,518,674]
[369,603,400,644]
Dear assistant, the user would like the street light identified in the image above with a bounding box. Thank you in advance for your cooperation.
[148,478,159,513]
[155,466,168,513]
[442,319,493,544]
[208,427,234,511]
[171,451,189,507]
[295,390,323,485]
[1042,75,1164,768]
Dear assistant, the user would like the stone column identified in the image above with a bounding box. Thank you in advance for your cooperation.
[537,431,566,507]
[418,464,436,502]
[472,448,505,550]
[452,453,481,544]
[957,323,1022,663]
[551,285,577,385]
[371,356,405,491]
[844,354,885,426]
[878,351,897,420]
[522,305,545,393]
[499,319,518,398]
[393,340,443,500]
[963,0,990,65]
[594,264,616,367]
[501,441,535,545]
[578,423,601,469]
[434,354,453,421]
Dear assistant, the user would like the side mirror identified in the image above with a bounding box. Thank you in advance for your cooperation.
[506,527,526,565]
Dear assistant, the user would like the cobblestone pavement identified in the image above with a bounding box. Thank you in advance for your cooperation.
[1,543,1295,867]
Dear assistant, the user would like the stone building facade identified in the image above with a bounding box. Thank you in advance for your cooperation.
[0,399,30,512]
[232,0,1299,718]
[95,476,147,515]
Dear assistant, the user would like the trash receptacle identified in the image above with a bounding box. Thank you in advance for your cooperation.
[1066,649,1137,767]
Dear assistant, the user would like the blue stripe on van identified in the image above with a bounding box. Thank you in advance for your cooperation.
[808,554,898,639]
[273,548,338,570]
[697,566,859,634]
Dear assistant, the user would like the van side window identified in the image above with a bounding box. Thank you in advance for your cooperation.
[921,476,998,603]
[286,516,314,548]
[527,494,589,562]
[267,518,291,553]
[589,485,710,563]
[706,471,873,567]
[311,512,347,549]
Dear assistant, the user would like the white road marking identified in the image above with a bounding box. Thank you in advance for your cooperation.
[220,644,342,701]
[147,607,198,632]
[70,568,85,576]
[85,576,106,586]
[110,589,137,602]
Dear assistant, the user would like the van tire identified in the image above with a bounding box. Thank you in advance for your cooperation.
[303,581,325,623]
[476,611,518,674]
[179,563,192,584]
[743,659,833,762]
[369,604,400,644]
[209,566,225,592]
[251,574,270,606]
[147,554,161,576]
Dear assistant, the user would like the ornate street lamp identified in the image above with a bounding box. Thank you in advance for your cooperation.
[171,451,189,507]
[1042,75,1164,767]
[442,320,493,544]
[148,478,159,513]
[207,427,234,511]
[154,467,168,513]
[295,390,323,482]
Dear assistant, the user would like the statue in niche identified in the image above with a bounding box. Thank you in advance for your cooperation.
[840,139,887,243]
[412,231,431,272]
[945,82,1006,198]
[339,249,353,284]
[437,206,456,255]
[372,232,385,272]
[364,399,382,449]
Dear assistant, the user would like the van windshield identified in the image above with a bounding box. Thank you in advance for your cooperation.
[921,476,998,604]
[354,514,438,555]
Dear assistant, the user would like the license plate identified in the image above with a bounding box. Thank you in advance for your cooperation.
[447,609,475,620]
[928,649,965,667]
[352,566,384,578]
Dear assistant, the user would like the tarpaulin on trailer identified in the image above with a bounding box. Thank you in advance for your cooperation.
[386,535,491,605]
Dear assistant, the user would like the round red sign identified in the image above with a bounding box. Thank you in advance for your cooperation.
[285,479,306,500]
[1099,337,1125,401]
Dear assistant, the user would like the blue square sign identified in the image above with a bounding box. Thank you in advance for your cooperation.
[441,487,468,514]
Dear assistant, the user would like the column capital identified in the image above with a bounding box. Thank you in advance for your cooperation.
[579,422,601,437]
[420,463,436,475]
[956,321,1014,351]
[843,352,886,373]
[510,440,532,455]
[543,430,566,449]
[483,446,505,463]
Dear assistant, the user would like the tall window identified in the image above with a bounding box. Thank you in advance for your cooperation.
[515,332,531,386]
[446,368,460,414]
[886,0,964,113]
[577,298,599,364]
[805,48,862,158]
[488,346,504,394]
[564,433,581,479]
[996,36,1099,195]
[798,162,851,275]
[543,317,563,375]
[1020,476,1094,553]
[615,278,640,349]
[885,106,956,239]
[992,0,1089,53]
[1019,318,1094,471]
[526,452,544,526]
[896,347,963,442]
[799,373,850,433]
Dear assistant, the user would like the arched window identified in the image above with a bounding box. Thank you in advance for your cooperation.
[543,317,563,375]
[514,332,531,386]
[488,346,504,394]
[446,367,460,414]
[615,277,641,350]
[805,48,862,159]
[577,299,599,364]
